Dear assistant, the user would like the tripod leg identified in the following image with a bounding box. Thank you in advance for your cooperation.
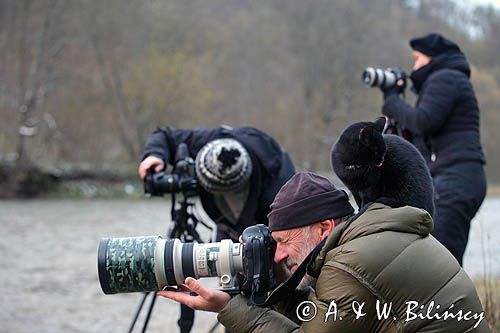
[178,304,195,333]
[208,321,223,333]
[129,292,149,333]
[141,292,158,333]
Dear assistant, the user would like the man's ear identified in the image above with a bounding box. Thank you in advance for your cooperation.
[319,220,334,240]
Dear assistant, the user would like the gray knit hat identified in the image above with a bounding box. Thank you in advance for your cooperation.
[268,172,354,231]
[195,138,253,193]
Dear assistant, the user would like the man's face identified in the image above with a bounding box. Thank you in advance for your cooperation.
[272,223,324,282]
[412,51,432,71]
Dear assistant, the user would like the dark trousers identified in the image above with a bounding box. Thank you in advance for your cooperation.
[432,162,486,266]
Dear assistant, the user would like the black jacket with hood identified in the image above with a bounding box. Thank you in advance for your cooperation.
[141,126,295,237]
[382,51,485,175]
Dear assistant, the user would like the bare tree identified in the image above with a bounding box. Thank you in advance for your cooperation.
[11,0,59,169]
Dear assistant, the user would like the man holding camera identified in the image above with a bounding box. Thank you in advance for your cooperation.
[158,172,489,332]
[380,33,487,266]
[139,125,295,333]
[139,125,295,240]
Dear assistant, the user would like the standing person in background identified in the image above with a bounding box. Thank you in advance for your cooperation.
[380,32,487,265]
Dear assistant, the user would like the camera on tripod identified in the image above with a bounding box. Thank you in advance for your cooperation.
[143,143,199,196]
[362,67,407,90]
[97,224,276,301]
[114,142,259,332]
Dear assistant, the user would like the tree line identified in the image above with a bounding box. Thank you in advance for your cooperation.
[1,0,500,195]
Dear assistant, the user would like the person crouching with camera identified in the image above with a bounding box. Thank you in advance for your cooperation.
[138,125,295,333]
[380,33,487,266]
[157,172,490,332]
[138,125,296,241]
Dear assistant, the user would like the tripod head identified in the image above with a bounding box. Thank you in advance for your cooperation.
[134,143,211,333]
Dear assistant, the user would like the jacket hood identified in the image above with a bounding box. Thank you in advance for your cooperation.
[338,203,433,244]
[432,52,471,77]
[410,52,470,93]
[309,203,433,275]
[233,127,283,176]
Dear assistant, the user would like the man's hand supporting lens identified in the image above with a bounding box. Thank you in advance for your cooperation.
[157,277,231,313]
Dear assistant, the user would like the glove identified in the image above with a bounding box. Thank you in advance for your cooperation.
[381,84,404,99]
[382,67,407,99]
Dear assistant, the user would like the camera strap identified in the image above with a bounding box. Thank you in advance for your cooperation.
[249,238,326,307]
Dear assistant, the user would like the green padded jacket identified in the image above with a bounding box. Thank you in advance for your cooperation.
[217,203,490,332]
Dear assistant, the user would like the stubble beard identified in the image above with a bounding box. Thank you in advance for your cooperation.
[282,226,319,290]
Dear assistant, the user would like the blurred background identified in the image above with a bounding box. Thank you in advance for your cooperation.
[0,0,499,332]
[2,0,500,191]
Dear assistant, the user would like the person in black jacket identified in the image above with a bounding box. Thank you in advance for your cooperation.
[139,125,295,333]
[139,125,296,240]
[381,33,487,265]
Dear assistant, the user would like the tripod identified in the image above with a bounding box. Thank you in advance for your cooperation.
[127,191,213,333]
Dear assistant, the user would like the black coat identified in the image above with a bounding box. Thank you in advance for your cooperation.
[382,52,485,175]
[141,126,295,236]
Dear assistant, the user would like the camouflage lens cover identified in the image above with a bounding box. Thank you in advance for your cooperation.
[98,236,159,294]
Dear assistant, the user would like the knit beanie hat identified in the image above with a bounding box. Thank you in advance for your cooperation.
[268,172,354,232]
[195,138,252,193]
[409,33,461,57]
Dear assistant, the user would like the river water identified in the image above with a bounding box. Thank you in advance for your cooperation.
[0,197,498,333]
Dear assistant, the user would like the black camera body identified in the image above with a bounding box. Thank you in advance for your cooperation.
[240,224,276,302]
[144,144,199,196]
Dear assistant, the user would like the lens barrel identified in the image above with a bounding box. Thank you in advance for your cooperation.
[362,67,377,86]
[144,172,180,195]
[362,67,397,88]
[98,236,244,294]
[98,236,160,294]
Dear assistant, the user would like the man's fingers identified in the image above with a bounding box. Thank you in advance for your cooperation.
[177,284,193,293]
[139,169,147,179]
[157,290,185,302]
[158,279,230,313]
[138,161,152,179]
[184,277,212,300]
[138,166,146,179]
[138,159,164,179]
[157,290,196,308]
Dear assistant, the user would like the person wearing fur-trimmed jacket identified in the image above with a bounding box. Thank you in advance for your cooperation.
[381,33,487,266]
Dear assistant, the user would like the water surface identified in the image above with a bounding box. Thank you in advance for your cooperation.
[0,198,498,332]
